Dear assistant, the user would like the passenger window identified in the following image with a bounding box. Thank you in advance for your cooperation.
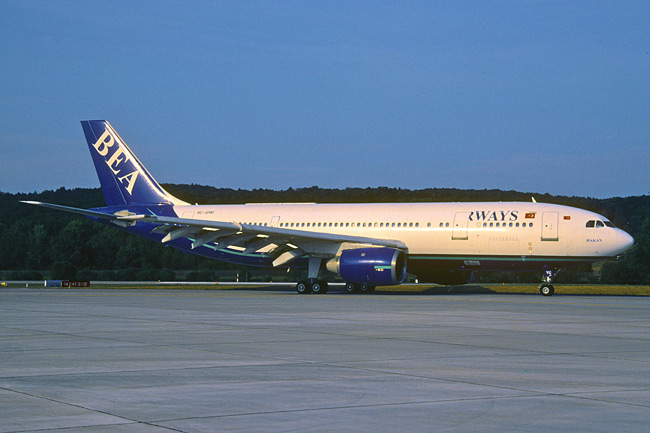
[522,223,527,227]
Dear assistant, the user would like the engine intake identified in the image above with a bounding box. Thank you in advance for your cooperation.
[327,247,407,286]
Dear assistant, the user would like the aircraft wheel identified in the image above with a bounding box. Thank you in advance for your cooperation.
[359,283,373,294]
[311,280,324,294]
[345,282,359,294]
[540,284,554,296]
[296,281,311,294]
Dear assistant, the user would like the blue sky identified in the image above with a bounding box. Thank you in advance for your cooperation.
[1,1,648,198]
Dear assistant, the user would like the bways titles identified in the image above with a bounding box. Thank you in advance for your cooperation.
[469,210,519,222]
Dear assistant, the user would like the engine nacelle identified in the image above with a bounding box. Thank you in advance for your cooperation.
[327,248,407,286]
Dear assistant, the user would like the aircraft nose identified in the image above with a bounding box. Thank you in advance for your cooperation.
[616,230,634,254]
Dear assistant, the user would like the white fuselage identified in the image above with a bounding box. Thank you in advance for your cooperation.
[171,201,633,261]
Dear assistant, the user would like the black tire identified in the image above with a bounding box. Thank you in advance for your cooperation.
[311,281,323,294]
[296,281,311,294]
[360,283,370,294]
[540,284,554,296]
[345,282,359,294]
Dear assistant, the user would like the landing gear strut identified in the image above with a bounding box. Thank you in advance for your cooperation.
[539,269,559,296]
[296,257,329,294]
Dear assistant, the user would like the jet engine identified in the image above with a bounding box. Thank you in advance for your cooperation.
[327,247,407,286]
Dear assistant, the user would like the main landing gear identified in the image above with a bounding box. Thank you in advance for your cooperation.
[345,282,376,294]
[539,269,559,296]
[296,257,330,294]
[296,279,329,295]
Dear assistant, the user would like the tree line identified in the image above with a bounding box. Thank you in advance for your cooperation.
[1,185,648,284]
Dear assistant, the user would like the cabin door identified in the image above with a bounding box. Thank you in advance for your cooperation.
[452,212,470,240]
[541,212,559,241]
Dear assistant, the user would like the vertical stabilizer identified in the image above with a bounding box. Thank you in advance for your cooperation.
[81,120,187,206]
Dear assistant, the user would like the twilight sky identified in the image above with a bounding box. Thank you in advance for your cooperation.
[1,1,648,198]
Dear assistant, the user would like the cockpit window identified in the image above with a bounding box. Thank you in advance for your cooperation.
[587,219,615,228]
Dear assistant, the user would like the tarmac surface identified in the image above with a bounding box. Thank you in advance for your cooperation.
[1,287,649,432]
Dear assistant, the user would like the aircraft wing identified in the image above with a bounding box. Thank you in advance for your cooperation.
[21,201,407,266]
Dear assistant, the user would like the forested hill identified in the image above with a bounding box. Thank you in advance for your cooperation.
[1,185,648,283]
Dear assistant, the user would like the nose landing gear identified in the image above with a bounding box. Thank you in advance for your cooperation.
[539,269,559,296]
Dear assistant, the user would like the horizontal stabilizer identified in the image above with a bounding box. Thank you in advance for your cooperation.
[20,201,135,221]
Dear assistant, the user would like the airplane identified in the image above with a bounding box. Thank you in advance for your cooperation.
[23,120,634,296]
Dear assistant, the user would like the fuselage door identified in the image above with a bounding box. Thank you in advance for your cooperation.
[270,216,280,227]
[541,212,559,241]
[452,212,470,240]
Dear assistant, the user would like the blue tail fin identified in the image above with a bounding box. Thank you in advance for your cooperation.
[81,120,186,206]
